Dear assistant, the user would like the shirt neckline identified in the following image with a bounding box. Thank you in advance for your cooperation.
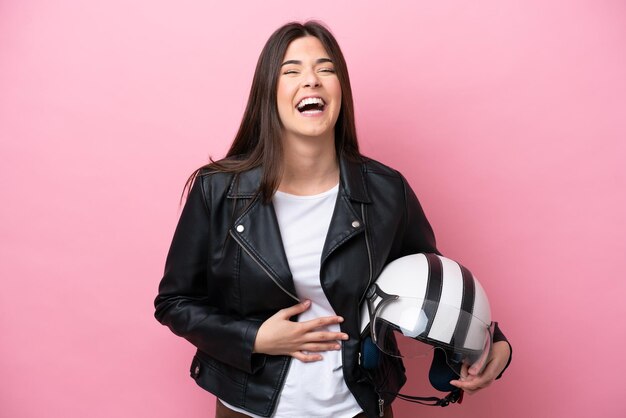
[274,183,339,200]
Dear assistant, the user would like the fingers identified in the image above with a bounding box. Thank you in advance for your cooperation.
[304,330,349,343]
[460,362,469,377]
[299,342,342,352]
[468,363,481,376]
[295,304,348,339]
[258,301,349,358]
[279,301,345,332]
[449,340,513,395]
[450,363,470,386]
[468,351,489,376]
[279,299,312,318]
[449,375,492,395]
[291,351,323,362]
[290,341,343,362]
[449,361,495,395]
[301,314,345,331]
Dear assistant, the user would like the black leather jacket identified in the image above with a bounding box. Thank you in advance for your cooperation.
[154,156,508,418]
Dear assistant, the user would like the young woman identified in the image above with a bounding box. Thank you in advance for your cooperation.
[154,21,511,418]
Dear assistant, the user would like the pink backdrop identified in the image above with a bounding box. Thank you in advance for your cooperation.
[1,1,625,417]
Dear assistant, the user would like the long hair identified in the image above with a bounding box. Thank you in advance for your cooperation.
[184,21,361,203]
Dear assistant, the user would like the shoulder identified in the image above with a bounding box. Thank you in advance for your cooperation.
[186,161,238,206]
[355,157,425,211]
[193,156,264,203]
[195,167,235,197]
[194,155,246,186]
[359,156,407,185]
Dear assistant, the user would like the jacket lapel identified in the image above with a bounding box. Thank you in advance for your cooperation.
[230,197,298,300]
[321,157,371,266]
[321,194,364,266]
[228,167,297,300]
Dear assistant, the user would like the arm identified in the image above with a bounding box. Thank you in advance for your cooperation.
[398,172,439,256]
[153,173,263,374]
[154,174,348,369]
[399,174,512,382]
[491,322,513,379]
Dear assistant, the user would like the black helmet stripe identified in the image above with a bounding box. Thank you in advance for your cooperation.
[450,263,476,348]
[422,253,443,336]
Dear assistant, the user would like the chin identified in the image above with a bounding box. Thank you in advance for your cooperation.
[301,128,333,139]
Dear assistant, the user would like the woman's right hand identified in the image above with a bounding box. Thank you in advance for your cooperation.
[253,300,349,362]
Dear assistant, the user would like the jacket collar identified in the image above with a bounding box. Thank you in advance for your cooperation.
[227,156,371,203]
[226,155,371,302]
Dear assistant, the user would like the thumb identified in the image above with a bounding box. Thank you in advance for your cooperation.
[468,364,480,376]
[280,300,311,318]
[469,357,487,376]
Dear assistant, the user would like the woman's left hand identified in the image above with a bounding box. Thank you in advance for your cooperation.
[449,340,511,395]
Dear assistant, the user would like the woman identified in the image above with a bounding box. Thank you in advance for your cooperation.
[154,21,511,418]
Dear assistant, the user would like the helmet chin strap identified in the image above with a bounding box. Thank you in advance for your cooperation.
[394,346,463,406]
[396,389,463,407]
[360,336,466,407]
[393,347,464,407]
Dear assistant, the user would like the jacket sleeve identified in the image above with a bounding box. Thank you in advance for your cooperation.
[492,323,512,379]
[398,173,439,257]
[399,173,512,378]
[154,174,264,374]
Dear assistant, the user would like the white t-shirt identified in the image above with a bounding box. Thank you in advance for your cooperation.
[221,183,363,417]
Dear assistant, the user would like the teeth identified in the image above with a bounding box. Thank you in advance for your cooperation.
[297,97,325,109]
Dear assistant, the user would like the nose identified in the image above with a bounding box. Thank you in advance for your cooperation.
[302,70,321,88]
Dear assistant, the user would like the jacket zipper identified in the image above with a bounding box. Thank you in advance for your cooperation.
[229,230,300,303]
[230,228,299,417]
[360,204,385,418]
[358,203,374,305]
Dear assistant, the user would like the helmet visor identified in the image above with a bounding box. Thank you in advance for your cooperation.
[371,296,494,376]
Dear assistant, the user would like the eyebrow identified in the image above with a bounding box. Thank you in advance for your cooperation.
[281,58,333,67]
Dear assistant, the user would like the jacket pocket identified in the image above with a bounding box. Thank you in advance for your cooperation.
[191,350,248,388]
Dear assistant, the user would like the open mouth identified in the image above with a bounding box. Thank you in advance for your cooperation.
[296,97,325,114]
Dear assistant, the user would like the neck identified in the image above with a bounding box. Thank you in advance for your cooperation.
[279,131,339,195]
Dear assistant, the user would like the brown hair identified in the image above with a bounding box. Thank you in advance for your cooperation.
[184,21,361,203]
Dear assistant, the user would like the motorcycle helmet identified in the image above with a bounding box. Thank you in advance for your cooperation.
[359,253,494,406]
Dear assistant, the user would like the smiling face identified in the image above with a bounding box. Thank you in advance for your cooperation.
[276,36,342,142]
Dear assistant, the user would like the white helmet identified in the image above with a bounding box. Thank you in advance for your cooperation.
[359,253,494,405]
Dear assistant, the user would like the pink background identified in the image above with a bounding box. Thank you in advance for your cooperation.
[1,1,625,417]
